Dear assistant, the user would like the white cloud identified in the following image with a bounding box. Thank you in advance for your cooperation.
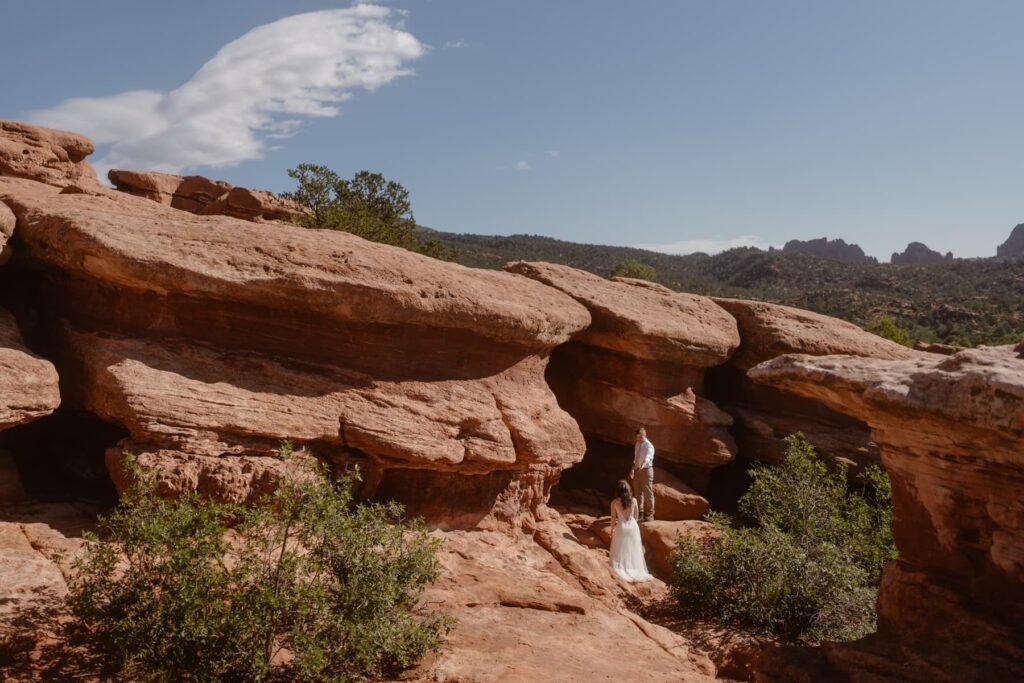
[545,150,560,158]
[633,235,775,255]
[28,4,424,176]
[443,40,468,49]
[496,160,531,171]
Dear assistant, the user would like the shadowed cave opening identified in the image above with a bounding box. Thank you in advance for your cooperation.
[0,407,127,506]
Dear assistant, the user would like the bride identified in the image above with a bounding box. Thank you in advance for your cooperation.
[609,479,652,582]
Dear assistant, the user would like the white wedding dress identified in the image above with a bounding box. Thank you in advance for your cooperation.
[609,497,652,582]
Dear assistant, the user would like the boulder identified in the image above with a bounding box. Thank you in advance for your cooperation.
[750,345,1024,676]
[640,520,718,576]
[653,466,710,521]
[0,167,591,528]
[0,308,60,431]
[0,119,99,189]
[108,168,305,222]
[712,297,918,371]
[710,297,920,468]
[507,261,740,475]
[199,186,307,223]
[108,169,230,213]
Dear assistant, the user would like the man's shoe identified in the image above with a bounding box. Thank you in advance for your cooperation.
[643,514,654,522]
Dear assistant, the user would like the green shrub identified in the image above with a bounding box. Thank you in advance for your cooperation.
[866,316,913,347]
[669,435,896,642]
[285,164,458,262]
[67,448,449,682]
[610,259,657,281]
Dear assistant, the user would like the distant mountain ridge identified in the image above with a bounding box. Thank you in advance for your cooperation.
[997,224,1024,258]
[421,228,1024,347]
[891,242,953,265]
[776,237,877,263]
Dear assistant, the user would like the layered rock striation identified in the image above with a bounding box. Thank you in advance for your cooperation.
[0,120,99,190]
[0,122,593,528]
[108,168,306,222]
[0,309,60,433]
[751,346,1024,678]
[507,262,740,482]
[709,297,919,467]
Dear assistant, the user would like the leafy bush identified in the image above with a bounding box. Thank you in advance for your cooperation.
[67,448,449,682]
[866,316,913,347]
[669,435,896,642]
[285,164,458,262]
[611,258,657,281]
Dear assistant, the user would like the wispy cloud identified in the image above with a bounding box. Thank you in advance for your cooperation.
[497,160,531,171]
[28,5,424,176]
[633,235,775,255]
[443,39,468,49]
[545,150,560,158]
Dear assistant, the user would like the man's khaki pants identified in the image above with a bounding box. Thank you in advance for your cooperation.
[633,466,654,521]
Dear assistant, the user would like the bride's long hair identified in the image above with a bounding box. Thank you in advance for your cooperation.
[616,479,633,508]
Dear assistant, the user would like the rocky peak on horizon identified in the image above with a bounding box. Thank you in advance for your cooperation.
[776,237,877,263]
[2,118,1024,682]
[890,241,954,265]
[997,222,1024,258]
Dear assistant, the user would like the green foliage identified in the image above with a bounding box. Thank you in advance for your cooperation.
[428,232,1024,346]
[866,316,913,347]
[610,259,657,281]
[669,435,896,643]
[67,449,449,682]
[284,164,458,262]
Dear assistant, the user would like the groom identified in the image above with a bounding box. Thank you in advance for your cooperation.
[630,427,655,522]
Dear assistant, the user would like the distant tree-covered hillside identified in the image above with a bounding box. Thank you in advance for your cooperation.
[421,229,1024,347]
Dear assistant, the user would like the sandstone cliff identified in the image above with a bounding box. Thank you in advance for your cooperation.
[2,118,1022,682]
[752,346,1024,680]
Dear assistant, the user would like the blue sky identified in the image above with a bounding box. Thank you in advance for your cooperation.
[2,1,1022,259]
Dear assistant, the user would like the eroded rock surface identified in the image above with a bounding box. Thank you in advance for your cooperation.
[0,200,13,264]
[0,119,99,189]
[507,262,740,478]
[710,297,920,467]
[751,345,1024,680]
[108,168,306,222]
[0,125,592,527]
[0,308,60,432]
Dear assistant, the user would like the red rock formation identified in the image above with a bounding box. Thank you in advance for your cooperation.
[0,141,590,526]
[108,168,306,222]
[0,201,13,265]
[108,169,231,212]
[751,346,1024,679]
[0,120,99,189]
[711,297,920,467]
[506,262,740,482]
[0,309,60,432]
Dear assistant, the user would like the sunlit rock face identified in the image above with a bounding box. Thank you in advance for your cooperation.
[0,119,100,190]
[107,168,307,223]
[506,262,740,484]
[0,308,60,433]
[710,296,920,468]
[752,346,1024,677]
[0,121,593,529]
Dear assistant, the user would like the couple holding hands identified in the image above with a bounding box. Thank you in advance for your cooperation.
[609,427,655,582]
